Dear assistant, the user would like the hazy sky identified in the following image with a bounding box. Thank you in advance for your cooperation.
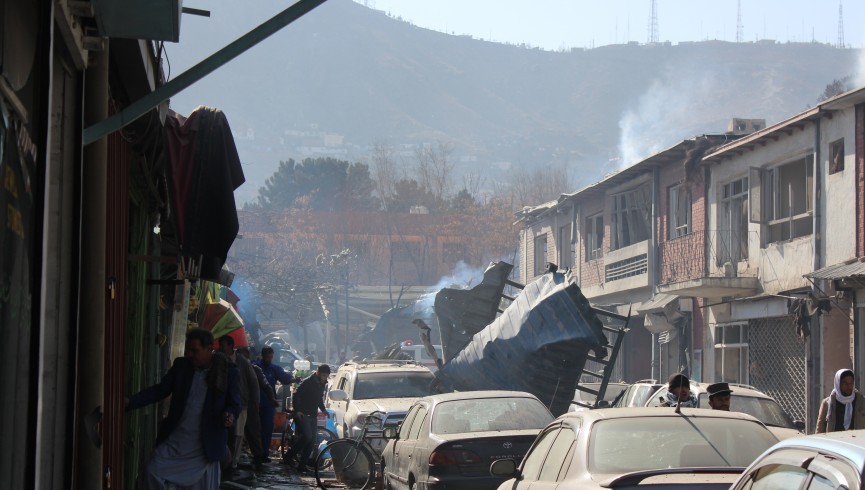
[369,0,865,50]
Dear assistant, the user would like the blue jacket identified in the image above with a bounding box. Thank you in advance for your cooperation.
[128,355,241,462]
[253,360,293,397]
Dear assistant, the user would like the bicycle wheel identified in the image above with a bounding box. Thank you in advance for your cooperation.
[314,439,375,490]
[312,428,339,470]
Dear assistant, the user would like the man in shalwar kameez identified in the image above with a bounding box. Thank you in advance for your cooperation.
[127,328,241,489]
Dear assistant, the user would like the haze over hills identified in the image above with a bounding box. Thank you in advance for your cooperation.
[168,0,863,205]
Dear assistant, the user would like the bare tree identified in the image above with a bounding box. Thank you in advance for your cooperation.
[370,141,398,206]
[506,162,570,207]
[414,140,454,202]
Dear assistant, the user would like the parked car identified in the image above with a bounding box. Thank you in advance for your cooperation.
[730,430,865,490]
[381,390,555,490]
[568,381,629,411]
[490,407,779,490]
[611,379,664,408]
[646,382,805,439]
[326,360,436,454]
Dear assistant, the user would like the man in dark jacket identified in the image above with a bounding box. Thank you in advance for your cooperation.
[252,346,293,462]
[127,328,241,489]
[289,364,330,473]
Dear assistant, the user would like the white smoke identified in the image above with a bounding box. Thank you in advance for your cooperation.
[415,261,486,313]
[856,48,865,88]
[618,69,722,170]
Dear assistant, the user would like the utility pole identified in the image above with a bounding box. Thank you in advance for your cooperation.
[837,1,845,48]
[647,0,659,43]
[736,0,744,43]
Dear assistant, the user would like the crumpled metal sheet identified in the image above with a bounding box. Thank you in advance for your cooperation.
[435,271,608,416]
[434,261,513,362]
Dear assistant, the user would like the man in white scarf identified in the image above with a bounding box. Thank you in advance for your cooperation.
[816,368,865,433]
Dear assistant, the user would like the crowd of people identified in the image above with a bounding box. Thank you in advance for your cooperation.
[125,328,330,489]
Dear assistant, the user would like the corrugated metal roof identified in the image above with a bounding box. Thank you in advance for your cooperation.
[805,258,865,280]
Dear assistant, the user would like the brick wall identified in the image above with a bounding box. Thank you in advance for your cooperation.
[658,161,707,283]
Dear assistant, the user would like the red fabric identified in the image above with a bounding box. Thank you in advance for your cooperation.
[164,110,199,244]
[211,326,248,349]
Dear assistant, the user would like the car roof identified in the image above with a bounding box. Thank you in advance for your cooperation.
[663,382,773,399]
[419,390,543,404]
[766,430,865,469]
[558,406,765,423]
[336,360,434,374]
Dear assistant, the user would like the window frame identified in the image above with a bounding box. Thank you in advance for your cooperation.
[585,213,603,261]
[668,183,692,239]
[558,223,574,269]
[534,234,548,276]
[718,176,750,266]
[610,184,651,250]
[714,322,749,385]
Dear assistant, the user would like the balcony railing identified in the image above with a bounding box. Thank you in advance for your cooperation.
[659,230,759,285]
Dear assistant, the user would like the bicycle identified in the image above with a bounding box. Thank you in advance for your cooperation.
[314,410,384,490]
[280,409,339,470]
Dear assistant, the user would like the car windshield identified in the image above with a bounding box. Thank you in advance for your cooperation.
[432,397,553,434]
[353,372,434,399]
[588,416,778,474]
[698,393,797,429]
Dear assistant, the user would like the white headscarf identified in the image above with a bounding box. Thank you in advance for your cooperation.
[827,369,856,429]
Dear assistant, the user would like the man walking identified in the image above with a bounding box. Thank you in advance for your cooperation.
[127,328,240,489]
[253,346,293,461]
[706,382,733,411]
[816,368,865,433]
[289,364,331,473]
[218,335,264,472]
[238,347,277,467]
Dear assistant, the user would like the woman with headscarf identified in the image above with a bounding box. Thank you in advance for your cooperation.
[816,368,865,433]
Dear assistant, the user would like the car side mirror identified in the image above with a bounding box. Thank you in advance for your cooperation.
[490,459,520,478]
[596,400,610,408]
[383,427,399,439]
[328,389,349,402]
[794,420,806,432]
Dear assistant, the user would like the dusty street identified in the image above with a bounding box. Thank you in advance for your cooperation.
[219,458,318,489]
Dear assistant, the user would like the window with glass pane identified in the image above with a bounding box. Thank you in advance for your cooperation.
[718,177,749,266]
[714,323,749,384]
[538,428,576,481]
[585,214,603,260]
[750,464,809,490]
[765,156,813,243]
[521,428,559,481]
[669,184,691,239]
[610,185,650,250]
[534,234,548,276]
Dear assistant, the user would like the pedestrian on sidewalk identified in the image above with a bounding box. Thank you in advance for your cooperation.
[238,347,277,467]
[253,346,293,461]
[126,328,240,489]
[288,364,331,473]
[218,335,265,472]
[816,368,865,433]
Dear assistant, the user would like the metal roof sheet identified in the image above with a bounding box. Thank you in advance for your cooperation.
[804,258,865,280]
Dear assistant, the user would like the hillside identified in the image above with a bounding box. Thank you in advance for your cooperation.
[168,0,863,204]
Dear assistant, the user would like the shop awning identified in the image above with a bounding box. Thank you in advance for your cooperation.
[200,298,244,339]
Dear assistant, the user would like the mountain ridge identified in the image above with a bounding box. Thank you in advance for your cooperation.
[168,0,862,204]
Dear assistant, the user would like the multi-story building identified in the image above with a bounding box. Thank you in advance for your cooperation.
[517,85,865,431]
